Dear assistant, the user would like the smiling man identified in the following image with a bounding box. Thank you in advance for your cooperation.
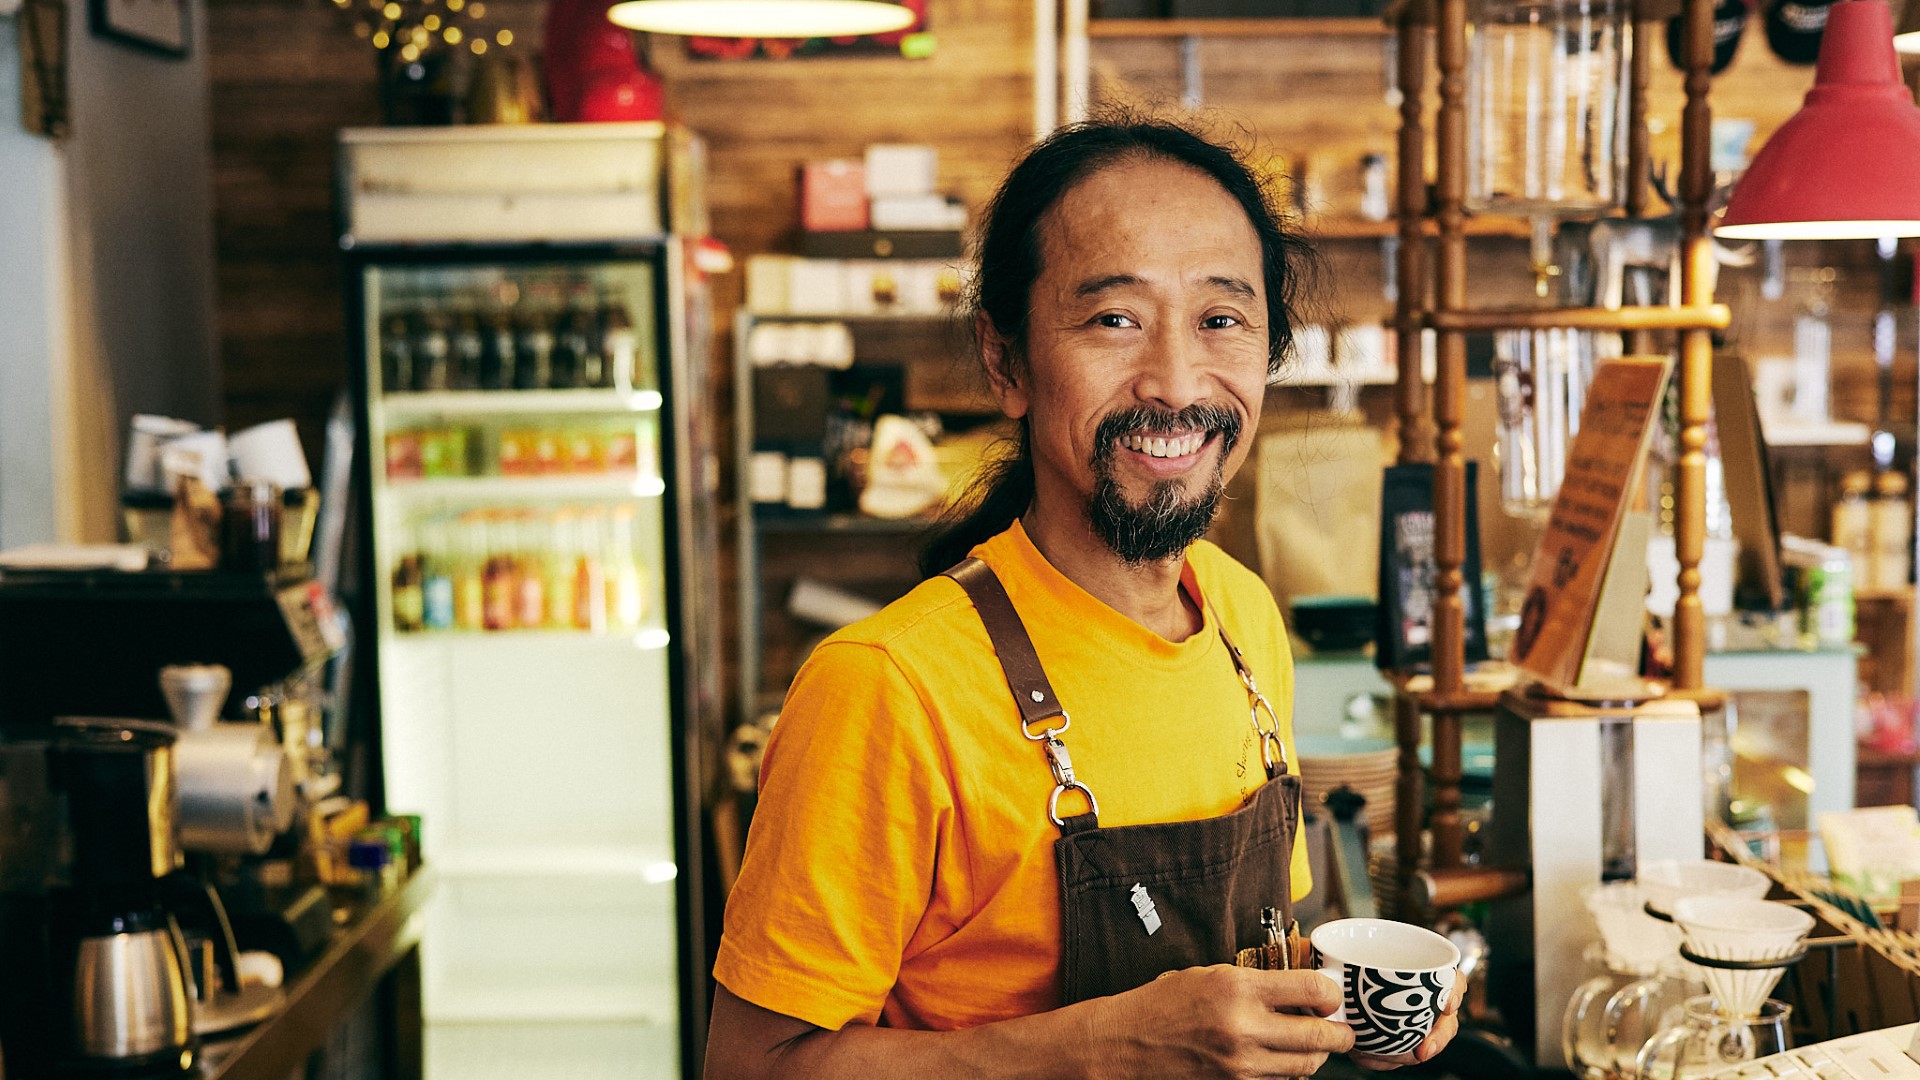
[704,117,1459,1080]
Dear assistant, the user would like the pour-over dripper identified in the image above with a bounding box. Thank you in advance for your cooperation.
[1637,859,1771,919]
[1670,896,1813,1021]
[1585,881,1672,976]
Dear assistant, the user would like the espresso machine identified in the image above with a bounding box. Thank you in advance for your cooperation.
[0,567,344,1076]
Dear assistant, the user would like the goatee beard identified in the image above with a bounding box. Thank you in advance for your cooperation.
[1087,403,1242,566]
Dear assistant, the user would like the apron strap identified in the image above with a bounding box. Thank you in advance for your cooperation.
[943,558,1069,734]
[944,557,1099,830]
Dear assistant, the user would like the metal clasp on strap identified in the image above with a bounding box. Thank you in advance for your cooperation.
[1042,734,1099,826]
[1250,691,1286,780]
[1222,627,1288,780]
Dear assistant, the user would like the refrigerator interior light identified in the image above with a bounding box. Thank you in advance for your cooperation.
[606,0,914,37]
[1716,0,1920,240]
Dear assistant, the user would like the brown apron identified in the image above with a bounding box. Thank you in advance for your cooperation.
[944,557,1302,1004]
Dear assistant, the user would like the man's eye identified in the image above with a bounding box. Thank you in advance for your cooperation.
[1095,313,1138,329]
[1202,314,1242,329]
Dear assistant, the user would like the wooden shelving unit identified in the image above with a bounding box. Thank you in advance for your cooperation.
[1308,215,1536,240]
[1087,16,1388,37]
[1387,0,1722,909]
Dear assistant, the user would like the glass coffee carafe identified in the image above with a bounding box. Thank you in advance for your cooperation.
[1635,995,1791,1080]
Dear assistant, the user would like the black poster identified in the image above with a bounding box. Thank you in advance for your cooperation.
[1375,462,1489,673]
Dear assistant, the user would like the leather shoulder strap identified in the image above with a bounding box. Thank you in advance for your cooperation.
[942,558,1068,733]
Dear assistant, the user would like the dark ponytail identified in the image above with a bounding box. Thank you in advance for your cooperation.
[917,111,1313,579]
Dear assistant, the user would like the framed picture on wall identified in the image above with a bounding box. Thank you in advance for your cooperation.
[91,0,188,57]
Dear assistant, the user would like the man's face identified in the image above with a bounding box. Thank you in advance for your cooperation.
[997,156,1270,564]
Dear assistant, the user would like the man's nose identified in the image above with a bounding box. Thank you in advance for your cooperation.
[1137,324,1211,411]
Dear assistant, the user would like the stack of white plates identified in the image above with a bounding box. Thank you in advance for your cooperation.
[1297,735,1400,839]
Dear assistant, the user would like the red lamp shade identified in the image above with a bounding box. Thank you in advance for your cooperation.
[1716,0,1920,239]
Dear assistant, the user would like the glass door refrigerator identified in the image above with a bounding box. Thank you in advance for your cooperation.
[339,125,721,1080]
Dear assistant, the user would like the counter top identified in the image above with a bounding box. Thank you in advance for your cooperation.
[197,868,433,1080]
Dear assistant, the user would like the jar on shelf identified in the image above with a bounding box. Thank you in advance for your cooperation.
[1466,0,1632,214]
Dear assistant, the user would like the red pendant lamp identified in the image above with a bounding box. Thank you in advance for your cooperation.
[1716,0,1920,239]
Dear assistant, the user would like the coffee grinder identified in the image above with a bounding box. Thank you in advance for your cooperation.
[52,718,197,1076]
[0,566,344,1075]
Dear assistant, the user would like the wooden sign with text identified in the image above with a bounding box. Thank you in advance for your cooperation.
[1510,356,1673,695]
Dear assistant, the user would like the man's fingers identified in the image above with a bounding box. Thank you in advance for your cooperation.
[1414,1011,1460,1063]
[1243,968,1345,1016]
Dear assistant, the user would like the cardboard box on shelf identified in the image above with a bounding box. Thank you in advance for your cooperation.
[864,144,937,198]
[870,194,967,232]
[800,159,869,233]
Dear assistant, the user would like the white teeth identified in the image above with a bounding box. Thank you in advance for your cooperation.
[1121,432,1206,458]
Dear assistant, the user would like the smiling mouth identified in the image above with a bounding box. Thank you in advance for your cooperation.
[1119,430,1210,459]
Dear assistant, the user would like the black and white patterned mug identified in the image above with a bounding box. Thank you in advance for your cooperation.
[1310,918,1461,1062]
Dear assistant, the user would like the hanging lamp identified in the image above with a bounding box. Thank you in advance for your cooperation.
[606,0,913,37]
[1716,0,1920,239]
[1893,0,1920,54]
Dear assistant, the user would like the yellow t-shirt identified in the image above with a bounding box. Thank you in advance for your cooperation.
[714,520,1310,1031]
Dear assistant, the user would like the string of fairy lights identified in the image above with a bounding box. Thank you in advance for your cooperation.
[332,0,518,63]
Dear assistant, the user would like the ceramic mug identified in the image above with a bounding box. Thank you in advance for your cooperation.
[1310,918,1461,1062]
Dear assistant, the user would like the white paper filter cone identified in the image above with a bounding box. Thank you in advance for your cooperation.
[1637,858,1770,916]
[1584,881,1672,975]
[1671,896,1812,1020]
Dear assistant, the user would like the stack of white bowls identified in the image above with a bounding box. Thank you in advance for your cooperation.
[1298,735,1400,839]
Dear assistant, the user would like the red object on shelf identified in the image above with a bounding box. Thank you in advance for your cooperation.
[799,160,869,232]
[1718,0,1920,238]
[544,0,665,123]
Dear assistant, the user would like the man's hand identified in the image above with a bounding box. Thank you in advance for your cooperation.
[1347,969,1465,1071]
[1091,965,1356,1079]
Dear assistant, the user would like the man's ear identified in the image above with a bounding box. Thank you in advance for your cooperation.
[978,313,1030,421]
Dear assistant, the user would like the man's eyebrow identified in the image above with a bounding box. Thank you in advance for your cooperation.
[1073,273,1142,299]
[1207,275,1259,300]
[1071,273,1260,301]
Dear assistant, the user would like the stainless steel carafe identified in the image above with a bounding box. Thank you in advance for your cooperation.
[71,912,193,1064]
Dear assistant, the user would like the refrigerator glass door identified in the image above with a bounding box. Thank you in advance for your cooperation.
[362,255,683,1078]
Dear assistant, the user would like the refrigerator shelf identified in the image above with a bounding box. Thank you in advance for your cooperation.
[425,989,676,1026]
[380,389,664,419]
[382,474,668,502]
[433,847,679,881]
[387,626,672,649]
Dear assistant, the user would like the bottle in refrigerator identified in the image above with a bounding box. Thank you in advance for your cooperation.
[562,283,606,389]
[545,510,580,630]
[515,305,556,391]
[382,315,417,394]
[600,289,641,393]
[573,509,608,633]
[514,511,549,629]
[481,304,519,391]
[448,303,485,391]
[420,516,456,631]
[415,312,452,392]
[482,513,518,631]
[452,513,486,631]
[392,543,425,633]
[606,504,645,630]
[550,305,582,391]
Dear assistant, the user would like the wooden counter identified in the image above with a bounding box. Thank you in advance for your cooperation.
[197,869,433,1080]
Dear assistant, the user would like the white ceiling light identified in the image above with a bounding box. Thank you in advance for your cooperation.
[607,0,915,37]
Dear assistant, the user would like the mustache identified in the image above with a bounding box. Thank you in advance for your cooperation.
[1091,403,1244,463]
